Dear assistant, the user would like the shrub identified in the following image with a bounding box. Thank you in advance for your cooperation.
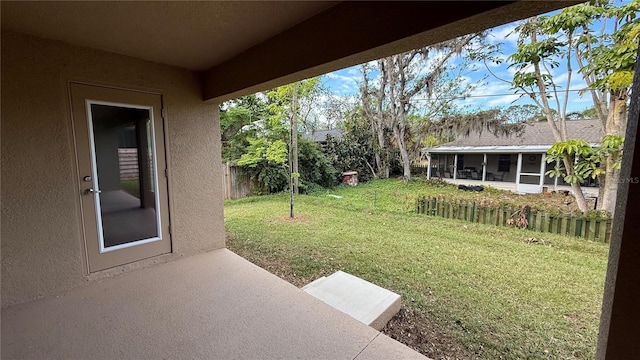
[298,139,338,192]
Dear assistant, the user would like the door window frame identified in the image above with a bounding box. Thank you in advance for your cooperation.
[85,99,164,253]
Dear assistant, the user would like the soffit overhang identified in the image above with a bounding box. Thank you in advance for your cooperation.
[1,1,580,103]
[202,1,580,102]
[1,1,339,71]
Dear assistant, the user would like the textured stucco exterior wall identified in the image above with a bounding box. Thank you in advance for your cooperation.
[1,31,225,306]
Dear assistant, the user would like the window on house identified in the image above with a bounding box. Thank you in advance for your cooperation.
[498,154,510,172]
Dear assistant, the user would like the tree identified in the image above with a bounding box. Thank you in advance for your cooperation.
[500,104,545,123]
[219,94,268,162]
[317,91,358,131]
[236,137,289,194]
[220,94,289,194]
[325,107,379,182]
[422,108,525,141]
[360,35,484,182]
[564,1,639,213]
[224,81,337,202]
[546,135,624,194]
[297,139,338,191]
[267,78,321,197]
[361,52,523,181]
[482,0,639,213]
[361,62,391,179]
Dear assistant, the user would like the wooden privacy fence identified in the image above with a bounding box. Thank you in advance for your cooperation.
[416,197,612,242]
[222,162,255,200]
[118,148,139,179]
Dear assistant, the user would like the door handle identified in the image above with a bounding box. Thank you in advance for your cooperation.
[84,188,102,195]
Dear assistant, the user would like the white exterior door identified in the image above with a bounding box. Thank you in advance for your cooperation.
[70,83,171,272]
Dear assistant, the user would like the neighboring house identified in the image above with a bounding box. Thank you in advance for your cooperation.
[1,2,637,359]
[424,120,602,193]
[240,119,267,133]
[303,129,343,145]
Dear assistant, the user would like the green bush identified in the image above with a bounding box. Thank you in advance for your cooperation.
[298,139,337,192]
[237,137,338,194]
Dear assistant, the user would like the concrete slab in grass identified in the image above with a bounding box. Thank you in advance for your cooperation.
[303,271,401,330]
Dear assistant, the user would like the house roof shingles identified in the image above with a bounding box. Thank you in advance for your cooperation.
[428,119,603,152]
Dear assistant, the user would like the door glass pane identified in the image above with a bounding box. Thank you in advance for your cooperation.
[90,104,160,249]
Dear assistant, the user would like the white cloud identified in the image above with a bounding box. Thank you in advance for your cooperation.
[553,71,569,85]
[323,68,361,96]
[487,94,522,107]
[346,67,360,76]
[455,75,473,88]
[487,24,519,47]
[552,70,587,91]
[475,80,512,96]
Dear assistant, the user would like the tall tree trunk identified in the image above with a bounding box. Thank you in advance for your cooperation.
[375,114,389,178]
[393,124,412,182]
[563,157,589,211]
[570,182,590,212]
[369,116,382,178]
[597,94,627,214]
[378,121,390,179]
[362,63,389,179]
[292,90,299,195]
[392,89,412,183]
[598,163,620,214]
[377,60,391,179]
[369,108,389,178]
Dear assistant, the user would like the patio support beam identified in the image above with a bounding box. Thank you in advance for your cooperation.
[554,161,559,188]
[453,154,458,180]
[515,153,522,189]
[426,153,432,180]
[596,45,640,359]
[202,2,573,103]
[539,153,546,190]
[482,153,487,182]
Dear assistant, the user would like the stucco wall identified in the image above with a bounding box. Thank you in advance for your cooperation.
[1,31,225,306]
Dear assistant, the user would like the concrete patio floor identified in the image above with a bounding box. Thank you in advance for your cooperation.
[1,249,427,360]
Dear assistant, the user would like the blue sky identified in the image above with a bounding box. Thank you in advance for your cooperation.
[320,10,598,116]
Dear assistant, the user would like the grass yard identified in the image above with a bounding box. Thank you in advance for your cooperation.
[120,178,140,198]
[224,179,609,359]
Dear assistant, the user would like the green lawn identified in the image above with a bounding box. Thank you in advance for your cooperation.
[120,178,140,198]
[224,179,608,359]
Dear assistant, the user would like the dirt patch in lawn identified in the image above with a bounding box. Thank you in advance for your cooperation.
[383,307,473,360]
[452,189,598,215]
[266,214,312,224]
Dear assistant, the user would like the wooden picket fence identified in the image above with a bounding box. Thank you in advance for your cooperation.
[415,197,612,242]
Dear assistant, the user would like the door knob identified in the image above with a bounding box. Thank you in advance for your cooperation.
[84,188,102,195]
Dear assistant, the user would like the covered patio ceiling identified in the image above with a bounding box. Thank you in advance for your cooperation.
[1,1,573,102]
